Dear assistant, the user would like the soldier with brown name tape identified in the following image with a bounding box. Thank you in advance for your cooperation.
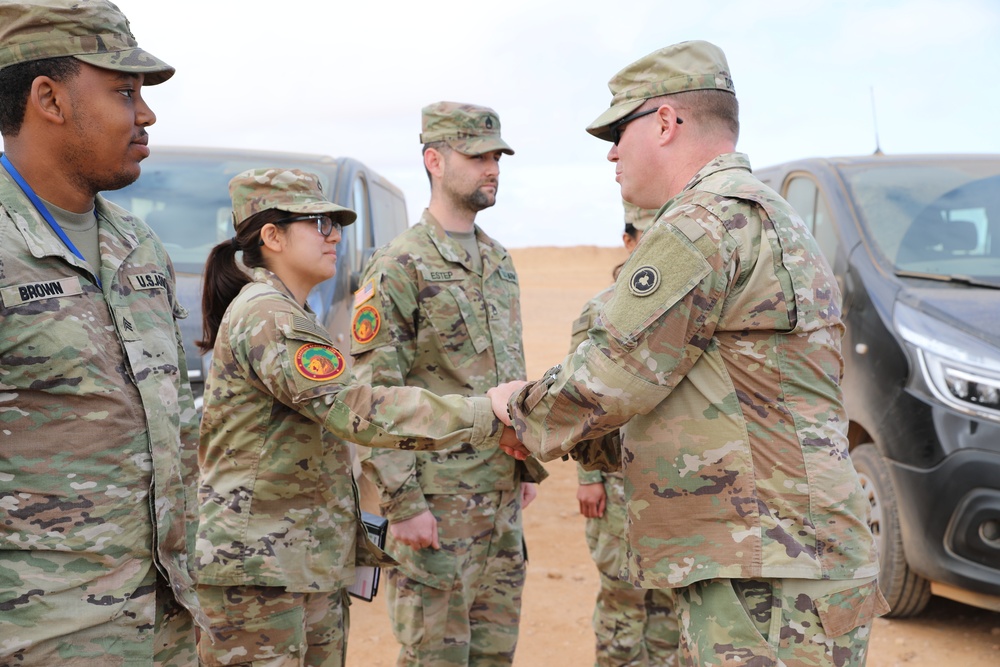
[572,203,678,667]
[194,168,516,667]
[350,102,546,666]
[0,2,204,664]
[489,41,889,666]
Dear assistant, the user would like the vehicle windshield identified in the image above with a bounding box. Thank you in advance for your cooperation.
[102,154,337,273]
[840,159,1000,280]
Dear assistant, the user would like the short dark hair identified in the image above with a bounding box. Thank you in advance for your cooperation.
[659,89,740,143]
[0,57,81,137]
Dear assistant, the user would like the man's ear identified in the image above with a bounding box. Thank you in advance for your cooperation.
[655,104,683,145]
[424,147,446,179]
[28,76,68,126]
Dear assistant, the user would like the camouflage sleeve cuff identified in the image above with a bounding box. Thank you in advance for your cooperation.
[381,488,430,523]
[577,464,604,485]
[469,396,504,449]
[517,456,549,484]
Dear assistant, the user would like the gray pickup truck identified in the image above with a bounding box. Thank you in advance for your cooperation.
[102,146,409,405]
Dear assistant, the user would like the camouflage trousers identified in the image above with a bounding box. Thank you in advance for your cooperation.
[196,584,349,667]
[674,576,889,666]
[586,475,678,667]
[0,561,196,667]
[385,488,525,667]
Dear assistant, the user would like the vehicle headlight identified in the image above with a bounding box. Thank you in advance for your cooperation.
[894,301,1000,423]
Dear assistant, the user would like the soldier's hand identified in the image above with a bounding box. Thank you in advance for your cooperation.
[577,482,606,518]
[488,381,528,426]
[389,510,440,550]
[499,425,530,460]
[520,482,538,509]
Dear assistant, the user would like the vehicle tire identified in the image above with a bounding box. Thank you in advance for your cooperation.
[851,443,931,617]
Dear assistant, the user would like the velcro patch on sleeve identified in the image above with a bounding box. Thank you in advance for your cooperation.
[292,314,334,343]
[628,266,661,296]
[352,304,381,345]
[604,227,712,338]
[294,343,347,381]
[353,278,376,308]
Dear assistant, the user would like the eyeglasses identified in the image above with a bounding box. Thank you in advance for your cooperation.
[275,214,341,237]
[609,108,683,145]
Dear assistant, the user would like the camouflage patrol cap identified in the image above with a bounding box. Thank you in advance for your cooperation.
[0,0,174,85]
[623,201,657,232]
[229,168,357,232]
[587,40,735,142]
[420,101,514,156]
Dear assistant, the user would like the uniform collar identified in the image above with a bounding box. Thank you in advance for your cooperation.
[655,152,752,217]
[0,168,140,267]
[419,208,508,276]
[249,266,315,313]
[682,152,752,193]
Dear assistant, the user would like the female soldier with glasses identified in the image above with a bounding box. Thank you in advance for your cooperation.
[194,168,514,666]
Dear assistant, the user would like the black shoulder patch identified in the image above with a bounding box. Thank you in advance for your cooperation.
[628,266,661,297]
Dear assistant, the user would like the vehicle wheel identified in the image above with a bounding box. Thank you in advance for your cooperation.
[851,443,931,617]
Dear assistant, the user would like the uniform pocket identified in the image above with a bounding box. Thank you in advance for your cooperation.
[813,579,890,638]
[588,520,626,577]
[389,538,459,591]
[424,286,489,368]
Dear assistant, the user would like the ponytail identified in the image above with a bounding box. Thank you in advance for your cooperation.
[197,208,286,352]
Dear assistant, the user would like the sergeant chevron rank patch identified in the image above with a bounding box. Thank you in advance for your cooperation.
[294,344,346,381]
[352,304,381,344]
[629,266,661,296]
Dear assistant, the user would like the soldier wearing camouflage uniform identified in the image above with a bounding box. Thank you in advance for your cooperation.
[195,168,512,667]
[351,102,546,667]
[573,203,677,667]
[490,41,890,666]
[0,2,204,665]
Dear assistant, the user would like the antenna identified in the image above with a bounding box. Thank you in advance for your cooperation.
[870,87,883,155]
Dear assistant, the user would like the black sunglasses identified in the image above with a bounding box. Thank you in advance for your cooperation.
[610,108,683,145]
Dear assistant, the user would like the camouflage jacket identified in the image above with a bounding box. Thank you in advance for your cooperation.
[510,153,879,588]
[351,210,545,523]
[197,267,503,590]
[569,286,622,486]
[0,168,205,649]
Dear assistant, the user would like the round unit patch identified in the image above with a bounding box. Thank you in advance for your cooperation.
[352,304,381,344]
[294,344,346,381]
[629,266,661,297]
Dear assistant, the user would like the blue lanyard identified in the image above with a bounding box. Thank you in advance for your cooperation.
[1,154,101,287]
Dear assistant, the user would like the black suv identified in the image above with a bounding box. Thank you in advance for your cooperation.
[755,154,1000,616]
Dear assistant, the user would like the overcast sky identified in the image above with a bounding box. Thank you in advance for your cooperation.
[33,0,1000,247]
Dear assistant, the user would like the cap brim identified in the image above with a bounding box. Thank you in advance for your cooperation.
[75,48,175,85]
[585,99,645,142]
[448,136,515,156]
[276,201,358,227]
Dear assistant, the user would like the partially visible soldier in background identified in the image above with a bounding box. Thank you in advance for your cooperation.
[572,203,677,667]
[351,101,546,666]
[0,1,204,664]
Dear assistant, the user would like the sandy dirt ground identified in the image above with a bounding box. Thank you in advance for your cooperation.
[347,246,1000,666]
